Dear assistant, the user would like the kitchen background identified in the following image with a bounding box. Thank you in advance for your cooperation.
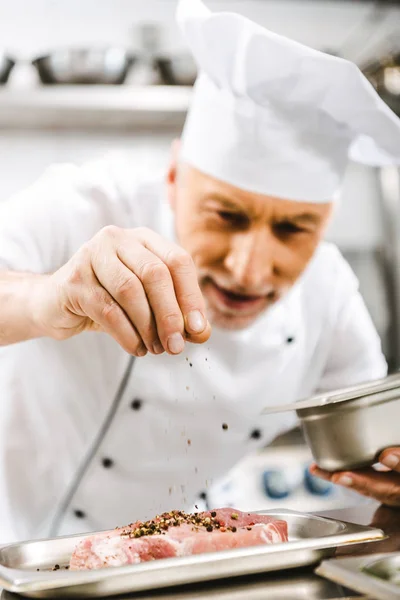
[0,0,399,513]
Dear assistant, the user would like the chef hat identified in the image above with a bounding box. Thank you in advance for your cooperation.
[176,0,400,203]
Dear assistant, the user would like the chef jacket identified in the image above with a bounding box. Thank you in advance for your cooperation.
[0,153,387,543]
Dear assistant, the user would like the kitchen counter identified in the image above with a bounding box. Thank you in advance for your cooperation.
[1,504,399,599]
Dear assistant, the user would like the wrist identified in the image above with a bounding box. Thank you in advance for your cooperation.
[27,273,53,339]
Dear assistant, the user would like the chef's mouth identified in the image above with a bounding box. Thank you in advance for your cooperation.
[208,280,275,312]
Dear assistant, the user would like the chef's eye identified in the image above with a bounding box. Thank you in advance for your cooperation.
[217,211,248,229]
[273,221,305,236]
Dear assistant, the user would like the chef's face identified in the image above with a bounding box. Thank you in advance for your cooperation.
[167,157,333,331]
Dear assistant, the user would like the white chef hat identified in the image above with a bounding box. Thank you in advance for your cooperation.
[177,0,400,203]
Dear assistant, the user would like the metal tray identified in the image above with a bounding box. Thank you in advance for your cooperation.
[0,571,359,600]
[262,372,400,414]
[0,510,384,598]
[316,552,400,600]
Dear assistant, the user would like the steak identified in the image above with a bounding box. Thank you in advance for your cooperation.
[70,508,288,571]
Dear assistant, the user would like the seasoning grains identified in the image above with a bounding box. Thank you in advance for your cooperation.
[222,423,228,430]
[120,511,242,539]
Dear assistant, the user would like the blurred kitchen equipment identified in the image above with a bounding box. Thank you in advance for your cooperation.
[363,53,400,115]
[337,2,392,65]
[154,54,197,86]
[132,23,163,86]
[262,373,400,472]
[0,53,16,84]
[135,23,197,86]
[317,553,400,600]
[32,48,136,85]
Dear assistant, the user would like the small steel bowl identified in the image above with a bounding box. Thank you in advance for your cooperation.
[0,54,16,84]
[154,54,197,86]
[32,48,136,85]
[297,374,400,472]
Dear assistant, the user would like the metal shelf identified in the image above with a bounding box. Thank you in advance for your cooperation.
[0,85,192,130]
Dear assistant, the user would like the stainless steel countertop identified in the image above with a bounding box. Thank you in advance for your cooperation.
[2,504,398,599]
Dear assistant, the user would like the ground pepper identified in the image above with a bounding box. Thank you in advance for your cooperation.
[120,510,226,539]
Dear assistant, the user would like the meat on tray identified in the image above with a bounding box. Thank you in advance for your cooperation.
[70,508,288,571]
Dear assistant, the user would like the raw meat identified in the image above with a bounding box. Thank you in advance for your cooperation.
[70,508,288,571]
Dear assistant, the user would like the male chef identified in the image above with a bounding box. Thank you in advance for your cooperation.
[0,0,400,543]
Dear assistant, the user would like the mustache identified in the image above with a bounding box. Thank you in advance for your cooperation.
[199,274,276,298]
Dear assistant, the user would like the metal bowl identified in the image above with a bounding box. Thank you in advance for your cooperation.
[32,48,136,85]
[297,374,400,472]
[154,54,197,86]
[0,54,16,84]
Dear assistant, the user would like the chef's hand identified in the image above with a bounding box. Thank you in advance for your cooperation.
[33,226,211,356]
[310,448,400,508]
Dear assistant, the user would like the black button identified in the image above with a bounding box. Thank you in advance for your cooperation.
[286,337,295,344]
[199,491,207,500]
[102,457,114,469]
[250,429,262,440]
[131,398,143,410]
[74,509,86,519]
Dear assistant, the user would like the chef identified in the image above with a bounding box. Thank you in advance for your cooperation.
[0,0,400,544]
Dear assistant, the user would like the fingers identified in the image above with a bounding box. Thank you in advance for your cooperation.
[91,250,162,355]
[118,242,186,354]
[66,225,211,356]
[134,228,210,341]
[379,448,400,473]
[78,275,147,357]
[310,463,400,508]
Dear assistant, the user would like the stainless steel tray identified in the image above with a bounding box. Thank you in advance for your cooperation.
[0,573,362,600]
[0,510,385,599]
[0,571,359,600]
[316,552,400,600]
[262,372,400,414]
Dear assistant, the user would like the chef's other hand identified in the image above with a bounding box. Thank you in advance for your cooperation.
[310,448,400,508]
[33,226,211,356]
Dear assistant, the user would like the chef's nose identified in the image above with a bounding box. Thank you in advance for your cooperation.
[224,229,274,289]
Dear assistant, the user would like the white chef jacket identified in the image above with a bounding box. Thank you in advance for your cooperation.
[0,153,387,543]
